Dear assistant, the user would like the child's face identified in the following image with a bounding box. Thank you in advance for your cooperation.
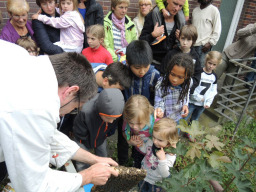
[204,58,218,73]
[27,48,37,56]
[100,115,117,123]
[152,131,169,148]
[129,65,150,78]
[179,35,193,52]
[168,65,186,86]
[127,118,147,133]
[87,33,103,49]
[61,0,74,13]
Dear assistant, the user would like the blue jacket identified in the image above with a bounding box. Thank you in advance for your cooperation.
[124,65,160,105]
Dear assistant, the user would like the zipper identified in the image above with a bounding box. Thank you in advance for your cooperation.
[104,122,108,132]
[95,121,104,148]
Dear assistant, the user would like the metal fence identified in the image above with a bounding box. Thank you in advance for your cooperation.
[214,57,256,140]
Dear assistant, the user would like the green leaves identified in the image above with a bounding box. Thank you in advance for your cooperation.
[183,163,200,178]
[178,120,205,140]
[159,118,256,192]
[233,178,253,192]
[234,148,248,161]
[186,142,202,160]
[165,141,187,157]
[205,135,224,151]
[205,151,224,168]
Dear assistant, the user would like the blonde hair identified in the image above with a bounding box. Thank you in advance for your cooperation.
[16,37,39,56]
[137,0,152,26]
[153,118,178,145]
[59,0,84,24]
[111,0,130,9]
[205,51,222,66]
[123,95,154,126]
[7,0,29,15]
[86,24,106,48]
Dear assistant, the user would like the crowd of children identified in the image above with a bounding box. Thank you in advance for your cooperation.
[1,0,224,191]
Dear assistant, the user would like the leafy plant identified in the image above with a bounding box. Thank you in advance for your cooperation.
[156,119,256,192]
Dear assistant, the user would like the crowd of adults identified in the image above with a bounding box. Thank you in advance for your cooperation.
[1,0,256,191]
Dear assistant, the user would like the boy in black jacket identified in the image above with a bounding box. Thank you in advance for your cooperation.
[161,24,201,92]
[73,88,124,171]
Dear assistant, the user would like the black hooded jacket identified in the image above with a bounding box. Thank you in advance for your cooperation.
[80,0,104,48]
[73,88,124,149]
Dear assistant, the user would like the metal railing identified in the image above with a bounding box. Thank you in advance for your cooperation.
[214,57,256,140]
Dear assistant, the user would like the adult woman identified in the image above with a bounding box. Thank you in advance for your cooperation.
[133,0,152,37]
[78,0,104,48]
[104,0,137,62]
[0,0,36,44]
[32,0,63,55]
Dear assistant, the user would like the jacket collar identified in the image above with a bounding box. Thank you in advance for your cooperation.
[107,12,129,24]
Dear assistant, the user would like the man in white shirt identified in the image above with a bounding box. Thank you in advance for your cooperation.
[0,40,118,192]
[192,0,221,66]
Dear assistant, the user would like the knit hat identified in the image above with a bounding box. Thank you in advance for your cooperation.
[97,88,124,117]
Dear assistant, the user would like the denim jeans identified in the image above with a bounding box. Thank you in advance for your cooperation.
[194,45,212,67]
[245,52,256,82]
[74,138,107,171]
[138,180,162,192]
[184,103,205,122]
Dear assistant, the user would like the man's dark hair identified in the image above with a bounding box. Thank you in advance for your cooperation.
[102,62,131,89]
[49,52,97,102]
[126,40,153,67]
[36,0,58,7]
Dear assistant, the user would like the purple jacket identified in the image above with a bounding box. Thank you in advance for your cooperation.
[0,19,36,44]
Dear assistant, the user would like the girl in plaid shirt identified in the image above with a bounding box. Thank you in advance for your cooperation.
[154,53,194,133]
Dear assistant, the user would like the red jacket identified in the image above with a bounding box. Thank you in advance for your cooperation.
[82,45,113,65]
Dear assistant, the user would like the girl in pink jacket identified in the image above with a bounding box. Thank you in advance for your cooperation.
[32,0,85,53]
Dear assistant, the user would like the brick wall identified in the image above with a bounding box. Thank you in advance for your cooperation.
[0,0,255,42]
[235,0,256,40]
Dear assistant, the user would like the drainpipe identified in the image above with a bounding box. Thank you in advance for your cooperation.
[223,0,245,49]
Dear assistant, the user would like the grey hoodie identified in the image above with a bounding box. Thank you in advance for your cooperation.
[73,88,124,149]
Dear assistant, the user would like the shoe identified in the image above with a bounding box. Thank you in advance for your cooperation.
[151,35,166,45]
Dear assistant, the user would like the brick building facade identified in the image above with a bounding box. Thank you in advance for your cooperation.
[0,0,255,43]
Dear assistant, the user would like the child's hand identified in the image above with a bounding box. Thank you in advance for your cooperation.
[32,9,42,20]
[181,105,189,118]
[204,105,210,109]
[154,108,164,119]
[156,147,166,160]
[152,22,164,38]
[185,16,189,22]
[162,8,170,19]
[129,135,143,147]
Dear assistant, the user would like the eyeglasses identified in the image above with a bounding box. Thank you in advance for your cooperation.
[11,13,28,19]
[139,4,151,7]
